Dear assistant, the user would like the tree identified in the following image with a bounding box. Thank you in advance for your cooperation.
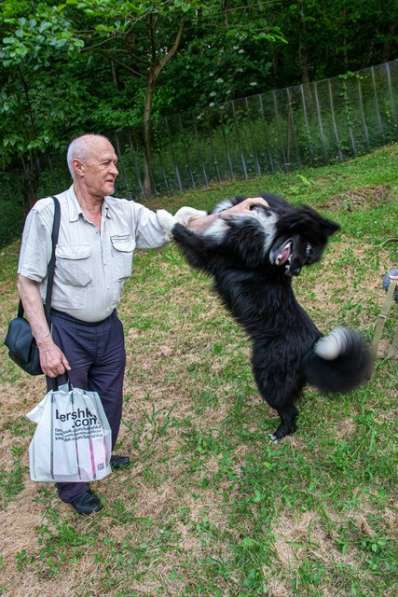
[0,1,84,206]
[62,0,201,196]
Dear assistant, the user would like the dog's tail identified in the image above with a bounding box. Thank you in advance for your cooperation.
[303,327,373,393]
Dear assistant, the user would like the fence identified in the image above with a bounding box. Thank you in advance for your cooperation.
[110,58,398,197]
[2,59,398,205]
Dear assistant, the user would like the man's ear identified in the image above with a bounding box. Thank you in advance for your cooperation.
[73,159,85,177]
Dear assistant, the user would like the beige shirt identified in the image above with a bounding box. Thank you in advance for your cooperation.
[18,186,169,322]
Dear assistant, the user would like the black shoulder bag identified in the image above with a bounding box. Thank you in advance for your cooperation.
[4,196,61,375]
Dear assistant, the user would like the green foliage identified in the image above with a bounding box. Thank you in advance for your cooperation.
[1,0,397,212]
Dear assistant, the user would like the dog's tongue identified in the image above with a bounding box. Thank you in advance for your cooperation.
[277,243,291,265]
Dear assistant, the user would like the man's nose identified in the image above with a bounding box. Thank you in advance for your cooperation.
[110,162,119,175]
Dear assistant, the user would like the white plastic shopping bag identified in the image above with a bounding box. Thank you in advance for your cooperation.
[26,381,112,482]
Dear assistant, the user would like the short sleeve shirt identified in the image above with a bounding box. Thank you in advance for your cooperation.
[18,186,168,322]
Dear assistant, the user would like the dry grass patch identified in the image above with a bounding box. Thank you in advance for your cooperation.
[320,185,392,211]
[2,554,101,597]
[334,418,357,440]
[272,510,355,570]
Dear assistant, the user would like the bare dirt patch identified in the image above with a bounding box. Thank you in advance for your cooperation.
[272,510,355,570]
[320,185,392,211]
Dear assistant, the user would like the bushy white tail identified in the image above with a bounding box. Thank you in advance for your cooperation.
[304,327,373,393]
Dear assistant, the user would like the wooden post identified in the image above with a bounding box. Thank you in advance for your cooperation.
[327,79,343,160]
[343,80,357,156]
[314,81,327,159]
[387,323,398,358]
[300,83,313,153]
[371,66,385,141]
[240,152,248,179]
[357,77,370,148]
[372,277,398,355]
[272,89,287,167]
[175,164,183,191]
[286,87,301,166]
[385,61,397,122]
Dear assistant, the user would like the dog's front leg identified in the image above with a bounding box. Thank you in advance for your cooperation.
[173,223,214,273]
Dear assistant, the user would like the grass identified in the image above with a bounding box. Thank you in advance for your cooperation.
[0,144,397,595]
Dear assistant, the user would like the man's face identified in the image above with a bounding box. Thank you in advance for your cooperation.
[76,140,119,197]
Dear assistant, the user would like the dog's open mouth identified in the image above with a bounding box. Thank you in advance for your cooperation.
[275,240,292,266]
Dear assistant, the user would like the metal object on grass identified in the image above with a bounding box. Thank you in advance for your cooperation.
[373,269,398,358]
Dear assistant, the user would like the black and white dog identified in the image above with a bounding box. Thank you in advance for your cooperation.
[173,194,373,440]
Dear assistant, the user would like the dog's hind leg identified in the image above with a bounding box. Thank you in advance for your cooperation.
[252,355,302,441]
[270,403,299,441]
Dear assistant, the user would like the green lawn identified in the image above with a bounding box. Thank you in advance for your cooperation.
[0,145,397,596]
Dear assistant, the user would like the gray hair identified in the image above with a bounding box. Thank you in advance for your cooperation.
[66,134,110,178]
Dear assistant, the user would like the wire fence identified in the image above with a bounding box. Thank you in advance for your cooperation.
[110,58,398,197]
[2,58,398,204]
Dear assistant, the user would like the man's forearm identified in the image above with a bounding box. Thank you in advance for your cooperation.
[186,213,219,233]
[16,275,52,348]
[183,197,269,233]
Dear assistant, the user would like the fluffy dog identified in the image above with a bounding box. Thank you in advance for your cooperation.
[172,194,373,440]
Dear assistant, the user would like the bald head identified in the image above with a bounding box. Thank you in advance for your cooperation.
[67,134,113,178]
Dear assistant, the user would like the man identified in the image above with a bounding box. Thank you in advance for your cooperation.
[17,133,267,515]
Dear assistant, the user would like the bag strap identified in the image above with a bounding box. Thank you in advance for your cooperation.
[49,372,73,392]
[44,196,61,321]
[18,196,61,322]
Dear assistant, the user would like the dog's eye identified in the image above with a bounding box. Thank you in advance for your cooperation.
[305,243,313,257]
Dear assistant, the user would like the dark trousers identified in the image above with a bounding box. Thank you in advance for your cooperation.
[48,309,126,503]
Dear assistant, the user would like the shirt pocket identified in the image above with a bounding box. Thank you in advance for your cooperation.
[55,245,92,287]
[111,234,135,279]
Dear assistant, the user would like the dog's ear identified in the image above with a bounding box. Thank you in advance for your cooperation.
[278,205,340,244]
[308,209,340,238]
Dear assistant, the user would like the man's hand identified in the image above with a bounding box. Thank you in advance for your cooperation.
[38,338,71,378]
[219,196,269,218]
[17,275,71,378]
[184,197,270,233]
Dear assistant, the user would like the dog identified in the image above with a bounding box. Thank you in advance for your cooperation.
[172,194,373,440]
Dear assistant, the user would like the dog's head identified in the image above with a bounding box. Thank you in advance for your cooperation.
[268,204,340,276]
[207,196,340,276]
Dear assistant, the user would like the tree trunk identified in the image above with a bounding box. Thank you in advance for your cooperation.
[142,73,156,197]
[383,23,397,62]
[141,19,185,197]
[20,154,39,211]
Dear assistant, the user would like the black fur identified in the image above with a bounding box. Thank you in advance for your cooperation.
[173,194,373,440]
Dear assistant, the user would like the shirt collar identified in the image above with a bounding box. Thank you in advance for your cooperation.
[68,185,84,222]
[103,196,112,219]
[67,185,112,221]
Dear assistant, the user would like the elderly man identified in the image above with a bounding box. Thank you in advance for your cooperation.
[17,133,267,515]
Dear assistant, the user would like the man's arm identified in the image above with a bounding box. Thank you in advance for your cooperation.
[132,197,269,246]
[17,275,70,378]
[184,197,269,233]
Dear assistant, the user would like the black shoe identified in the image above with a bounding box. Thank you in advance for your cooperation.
[70,490,102,515]
[110,455,131,469]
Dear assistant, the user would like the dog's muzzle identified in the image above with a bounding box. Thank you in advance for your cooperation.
[270,238,305,276]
